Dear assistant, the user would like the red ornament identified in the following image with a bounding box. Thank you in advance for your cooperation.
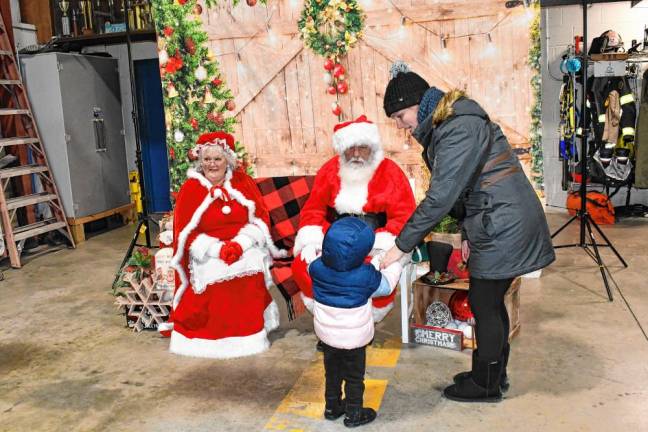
[246,0,257,5]
[212,77,222,86]
[211,112,224,126]
[449,291,474,322]
[169,147,175,159]
[188,147,199,161]
[184,37,196,55]
[327,85,337,95]
[331,103,342,116]
[336,81,348,94]
[324,58,335,71]
[163,26,174,37]
[225,100,236,111]
[193,3,203,15]
[165,54,183,74]
[190,118,199,130]
[178,0,187,4]
[332,64,345,78]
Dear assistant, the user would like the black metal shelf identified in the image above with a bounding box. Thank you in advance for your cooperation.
[50,30,156,48]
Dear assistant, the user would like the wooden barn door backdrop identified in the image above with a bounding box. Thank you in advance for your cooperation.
[153,0,537,194]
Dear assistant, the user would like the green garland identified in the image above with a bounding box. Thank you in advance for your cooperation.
[528,1,543,191]
[298,0,365,60]
[150,0,255,193]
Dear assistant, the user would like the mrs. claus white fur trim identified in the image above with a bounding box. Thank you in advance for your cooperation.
[171,168,286,310]
[168,301,278,359]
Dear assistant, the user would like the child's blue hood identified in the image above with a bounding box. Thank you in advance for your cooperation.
[321,217,375,271]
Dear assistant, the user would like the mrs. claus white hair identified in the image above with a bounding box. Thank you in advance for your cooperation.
[196,144,238,174]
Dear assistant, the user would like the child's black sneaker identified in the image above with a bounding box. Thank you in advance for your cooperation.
[324,398,345,420]
[343,407,376,428]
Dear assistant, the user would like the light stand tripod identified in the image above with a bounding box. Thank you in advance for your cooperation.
[112,0,154,288]
[551,0,628,301]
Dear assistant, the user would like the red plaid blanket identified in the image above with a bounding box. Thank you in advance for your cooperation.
[255,176,315,320]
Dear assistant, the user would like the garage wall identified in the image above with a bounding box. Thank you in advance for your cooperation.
[541,1,648,209]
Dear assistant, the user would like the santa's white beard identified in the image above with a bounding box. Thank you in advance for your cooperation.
[335,150,384,214]
[339,159,376,185]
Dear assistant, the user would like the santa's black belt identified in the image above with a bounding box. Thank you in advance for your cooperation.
[331,210,387,231]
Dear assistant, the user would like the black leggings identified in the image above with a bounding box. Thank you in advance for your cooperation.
[468,277,513,361]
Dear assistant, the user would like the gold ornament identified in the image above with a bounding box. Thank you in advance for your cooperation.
[188,93,199,104]
[203,89,215,104]
[167,84,179,98]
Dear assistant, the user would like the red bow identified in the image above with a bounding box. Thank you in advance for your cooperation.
[209,185,231,201]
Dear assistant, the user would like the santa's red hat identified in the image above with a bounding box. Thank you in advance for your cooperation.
[332,115,381,155]
[189,131,237,161]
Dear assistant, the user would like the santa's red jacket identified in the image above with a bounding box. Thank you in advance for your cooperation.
[291,154,416,321]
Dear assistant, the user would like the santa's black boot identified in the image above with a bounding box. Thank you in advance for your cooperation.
[443,356,503,403]
[324,398,345,420]
[343,406,376,428]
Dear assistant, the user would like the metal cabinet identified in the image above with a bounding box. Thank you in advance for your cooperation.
[20,52,129,218]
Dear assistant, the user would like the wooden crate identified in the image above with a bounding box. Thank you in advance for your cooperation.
[591,53,629,61]
[413,277,520,350]
[66,203,136,244]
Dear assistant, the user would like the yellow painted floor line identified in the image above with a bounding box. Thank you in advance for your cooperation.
[367,339,402,368]
[264,340,400,431]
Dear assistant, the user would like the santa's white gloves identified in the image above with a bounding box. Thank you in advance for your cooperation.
[301,244,321,265]
[370,251,386,270]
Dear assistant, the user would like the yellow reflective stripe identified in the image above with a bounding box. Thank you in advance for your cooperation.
[598,114,606,123]
[622,127,635,136]
[620,94,635,105]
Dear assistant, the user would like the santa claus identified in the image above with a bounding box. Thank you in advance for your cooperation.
[291,115,416,321]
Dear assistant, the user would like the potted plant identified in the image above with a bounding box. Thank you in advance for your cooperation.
[430,215,461,248]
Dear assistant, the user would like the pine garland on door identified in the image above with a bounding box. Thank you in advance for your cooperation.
[150,0,256,193]
[528,1,543,191]
[298,0,365,118]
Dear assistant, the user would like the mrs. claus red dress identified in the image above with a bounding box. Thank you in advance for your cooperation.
[161,168,286,359]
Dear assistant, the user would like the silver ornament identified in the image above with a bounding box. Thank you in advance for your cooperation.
[425,301,452,328]
[173,129,185,143]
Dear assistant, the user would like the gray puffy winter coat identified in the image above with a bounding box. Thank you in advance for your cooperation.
[395,90,555,279]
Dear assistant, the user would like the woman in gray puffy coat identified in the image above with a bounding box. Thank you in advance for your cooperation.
[380,64,555,403]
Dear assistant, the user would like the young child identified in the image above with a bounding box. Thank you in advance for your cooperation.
[308,217,404,428]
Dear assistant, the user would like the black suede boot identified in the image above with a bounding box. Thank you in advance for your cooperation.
[452,349,478,384]
[454,345,510,393]
[343,406,376,428]
[500,343,510,393]
[324,398,345,420]
[444,356,503,403]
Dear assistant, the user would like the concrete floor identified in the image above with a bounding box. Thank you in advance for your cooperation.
[1,213,647,432]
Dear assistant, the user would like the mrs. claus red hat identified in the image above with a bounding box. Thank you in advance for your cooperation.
[196,131,236,153]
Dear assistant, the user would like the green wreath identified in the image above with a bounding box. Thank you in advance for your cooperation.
[298,0,365,59]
